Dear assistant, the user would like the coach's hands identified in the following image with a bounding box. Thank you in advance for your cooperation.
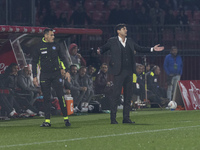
[97,47,101,55]
[153,44,164,51]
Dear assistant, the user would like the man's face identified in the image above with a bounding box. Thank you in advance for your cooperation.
[79,68,86,77]
[141,65,145,72]
[45,31,55,42]
[155,67,161,75]
[88,67,95,75]
[12,65,18,75]
[70,66,77,76]
[71,46,78,55]
[171,48,178,56]
[23,67,29,76]
[101,65,108,73]
[146,65,150,72]
[118,26,127,37]
[136,66,143,75]
[61,69,66,77]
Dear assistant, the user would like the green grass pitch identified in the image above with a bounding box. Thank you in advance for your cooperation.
[0,109,200,150]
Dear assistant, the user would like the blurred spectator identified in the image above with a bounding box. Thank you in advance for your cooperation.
[160,0,173,13]
[165,9,177,25]
[86,65,95,96]
[0,94,18,117]
[4,63,19,90]
[4,63,40,116]
[176,8,189,31]
[77,66,94,105]
[69,4,91,44]
[17,66,40,105]
[164,46,183,101]
[60,68,71,95]
[43,10,58,26]
[36,0,51,16]
[69,43,86,69]
[182,0,199,11]
[69,5,91,27]
[136,6,151,45]
[164,8,177,39]
[94,63,113,95]
[133,64,145,101]
[136,6,151,25]
[94,63,113,110]
[117,2,132,24]
[108,3,120,25]
[69,65,87,110]
[0,68,18,117]
[150,1,165,43]
[147,66,168,107]
[58,13,69,27]
[87,48,101,75]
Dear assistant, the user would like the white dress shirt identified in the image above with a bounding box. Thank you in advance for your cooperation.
[118,36,127,47]
[118,36,154,52]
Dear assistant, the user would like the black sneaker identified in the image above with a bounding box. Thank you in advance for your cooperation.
[111,119,118,124]
[40,122,51,127]
[64,119,71,127]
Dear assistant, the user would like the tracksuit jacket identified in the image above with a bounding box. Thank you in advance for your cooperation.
[32,38,69,77]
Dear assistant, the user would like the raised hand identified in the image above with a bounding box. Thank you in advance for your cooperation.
[97,47,101,55]
[154,44,164,51]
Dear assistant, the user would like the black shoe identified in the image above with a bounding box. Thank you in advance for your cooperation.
[122,119,135,124]
[111,120,118,124]
[40,122,51,127]
[64,119,71,126]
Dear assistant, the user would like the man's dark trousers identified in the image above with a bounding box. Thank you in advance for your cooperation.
[40,71,67,119]
[110,70,132,122]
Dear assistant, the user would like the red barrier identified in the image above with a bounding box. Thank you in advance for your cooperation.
[174,80,200,110]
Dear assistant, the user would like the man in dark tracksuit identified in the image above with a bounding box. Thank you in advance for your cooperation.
[32,28,71,127]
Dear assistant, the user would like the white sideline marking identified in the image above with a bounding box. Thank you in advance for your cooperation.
[0,125,200,148]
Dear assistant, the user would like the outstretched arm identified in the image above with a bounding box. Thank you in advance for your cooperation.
[97,39,112,55]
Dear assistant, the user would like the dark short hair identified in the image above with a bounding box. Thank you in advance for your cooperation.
[101,63,108,67]
[5,63,18,75]
[171,46,177,50]
[43,28,53,35]
[88,65,94,70]
[79,66,86,71]
[114,24,126,35]
[70,65,77,70]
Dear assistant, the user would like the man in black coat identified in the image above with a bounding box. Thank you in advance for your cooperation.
[97,24,164,124]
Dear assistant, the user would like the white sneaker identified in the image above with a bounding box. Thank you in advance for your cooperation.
[9,109,17,116]
[38,111,44,117]
[73,106,81,113]
[38,111,44,115]
[26,109,37,116]
[81,107,88,113]
[88,105,94,111]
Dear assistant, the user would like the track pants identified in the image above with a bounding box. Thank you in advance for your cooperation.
[40,71,67,119]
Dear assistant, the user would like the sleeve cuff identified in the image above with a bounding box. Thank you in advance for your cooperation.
[150,47,154,52]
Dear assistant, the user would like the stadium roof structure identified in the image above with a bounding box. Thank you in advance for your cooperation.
[0,25,102,34]
[0,25,102,47]
[0,25,103,73]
